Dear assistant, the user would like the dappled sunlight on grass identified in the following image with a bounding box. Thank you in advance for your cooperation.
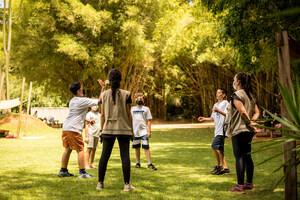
[0,128,292,199]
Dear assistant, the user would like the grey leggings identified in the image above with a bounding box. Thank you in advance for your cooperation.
[232,132,254,185]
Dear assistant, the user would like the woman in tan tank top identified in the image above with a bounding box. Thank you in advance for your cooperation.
[97,69,135,192]
[227,72,260,193]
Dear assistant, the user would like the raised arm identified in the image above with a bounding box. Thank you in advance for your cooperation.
[97,79,106,104]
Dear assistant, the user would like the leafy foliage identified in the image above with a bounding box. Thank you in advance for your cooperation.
[253,78,300,187]
[2,0,298,118]
[201,0,300,72]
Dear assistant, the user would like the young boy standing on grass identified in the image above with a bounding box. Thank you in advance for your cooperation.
[57,80,104,178]
[84,104,101,169]
[198,88,230,175]
[131,93,157,170]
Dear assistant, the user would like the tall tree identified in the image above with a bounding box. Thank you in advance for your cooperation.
[12,0,165,103]
[2,0,13,105]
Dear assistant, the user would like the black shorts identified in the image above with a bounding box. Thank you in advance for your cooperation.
[211,135,225,153]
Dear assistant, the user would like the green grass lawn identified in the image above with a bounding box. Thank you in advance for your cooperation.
[0,127,298,200]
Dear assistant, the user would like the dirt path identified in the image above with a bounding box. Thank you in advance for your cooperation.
[152,122,214,129]
[152,122,273,141]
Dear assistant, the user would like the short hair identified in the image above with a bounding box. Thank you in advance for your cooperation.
[134,93,144,98]
[69,82,81,95]
[218,87,227,97]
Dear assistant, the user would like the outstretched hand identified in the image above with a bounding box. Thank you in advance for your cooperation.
[98,79,105,87]
[198,117,204,122]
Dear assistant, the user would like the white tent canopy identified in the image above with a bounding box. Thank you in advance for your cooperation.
[0,98,20,109]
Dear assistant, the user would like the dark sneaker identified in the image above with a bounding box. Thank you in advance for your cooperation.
[96,182,104,190]
[148,164,157,170]
[78,172,93,178]
[242,183,254,191]
[134,163,141,168]
[57,170,74,177]
[210,166,222,175]
[229,185,245,194]
[217,168,230,175]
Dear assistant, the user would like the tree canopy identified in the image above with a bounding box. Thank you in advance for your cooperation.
[1,0,299,119]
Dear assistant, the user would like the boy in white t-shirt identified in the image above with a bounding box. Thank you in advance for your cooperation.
[57,80,104,178]
[84,105,101,169]
[131,93,157,170]
[198,88,230,175]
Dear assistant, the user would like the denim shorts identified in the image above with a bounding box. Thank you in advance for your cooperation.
[211,135,225,152]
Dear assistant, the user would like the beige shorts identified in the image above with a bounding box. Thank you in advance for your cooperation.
[87,136,99,149]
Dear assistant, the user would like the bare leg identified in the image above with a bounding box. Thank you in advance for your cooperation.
[144,149,151,163]
[85,148,92,168]
[135,148,141,162]
[61,147,72,168]
[218,150,228,168]
[90,148,97,168]
[77,149,85,169]
[212,148,221,166]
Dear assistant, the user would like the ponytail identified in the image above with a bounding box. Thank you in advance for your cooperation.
[108,68,122,105]
[236,72,252,100]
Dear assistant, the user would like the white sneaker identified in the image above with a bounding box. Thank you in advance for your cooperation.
[78,172,93,178]
[123,184,135,192]
[96,182,104,190]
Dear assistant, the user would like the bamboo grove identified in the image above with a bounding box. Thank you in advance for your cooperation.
[0,0,299,120]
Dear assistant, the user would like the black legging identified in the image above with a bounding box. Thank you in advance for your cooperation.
[232,132,254,185]
[98,136,130,184]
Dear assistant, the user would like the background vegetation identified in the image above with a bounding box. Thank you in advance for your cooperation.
[1,0,300,119]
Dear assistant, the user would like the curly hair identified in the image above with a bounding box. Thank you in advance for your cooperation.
[108,68,122,104]
[236,72,253,100]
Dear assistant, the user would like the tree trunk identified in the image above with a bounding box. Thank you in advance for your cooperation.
[3,0,13,112]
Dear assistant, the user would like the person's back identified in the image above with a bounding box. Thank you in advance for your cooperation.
[226,89,256,137]
[97,68,135,192]
[101,89,132,135]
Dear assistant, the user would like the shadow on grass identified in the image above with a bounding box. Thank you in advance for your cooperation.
[0,128,287,200]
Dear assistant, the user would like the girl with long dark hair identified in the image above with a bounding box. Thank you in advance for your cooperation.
[227,72,260,193]
[96,68,135,191]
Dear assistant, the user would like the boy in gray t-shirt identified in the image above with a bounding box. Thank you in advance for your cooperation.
[131,93,157,170]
